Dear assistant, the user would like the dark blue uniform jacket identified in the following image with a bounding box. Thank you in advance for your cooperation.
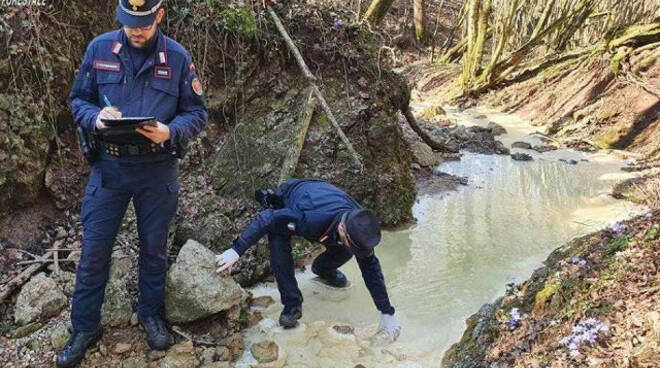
[70,29,207,159]
[233,179,395,314]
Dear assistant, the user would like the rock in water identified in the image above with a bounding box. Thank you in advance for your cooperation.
[511,153,534,161]
[487,122,507,136]
[532,145,557,153]
[165,240,247,323]
[251,340,279,363]
[511,141,532,149]
[14,273,67,325]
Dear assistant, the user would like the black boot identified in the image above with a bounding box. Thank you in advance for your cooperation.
[279,306,302,328]
[317,269,348,288]
[56,326,103,368]
[139,315,170,350]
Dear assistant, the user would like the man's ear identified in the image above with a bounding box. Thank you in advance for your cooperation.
[156,8,165,24]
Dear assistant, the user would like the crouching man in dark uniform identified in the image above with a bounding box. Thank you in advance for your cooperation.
[215,179,402,340]
[57,1,208,367]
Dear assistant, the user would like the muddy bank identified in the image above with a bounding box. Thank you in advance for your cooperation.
[402,48,660,168]
[442,210,659,367]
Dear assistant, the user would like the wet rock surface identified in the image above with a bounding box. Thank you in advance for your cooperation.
[250,340,279,363]
[487,122,507,136]
[511,141,532,149]
[511,152,534,161]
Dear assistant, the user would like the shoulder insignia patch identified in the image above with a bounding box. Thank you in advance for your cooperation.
[192,77,203,96]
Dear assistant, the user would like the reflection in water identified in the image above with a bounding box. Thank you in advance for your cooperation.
[244,111,645,366]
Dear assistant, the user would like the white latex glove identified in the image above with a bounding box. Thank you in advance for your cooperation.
[377,313,402,342]
[95,107,121,130]
[216,248,240,273]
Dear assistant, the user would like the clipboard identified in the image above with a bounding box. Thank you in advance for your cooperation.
[99,117,157,135]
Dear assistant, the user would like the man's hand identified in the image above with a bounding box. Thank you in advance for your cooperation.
[136,121,170,144]
[216,249,240,274]
[377,313,402,342]
[95,107,121,130]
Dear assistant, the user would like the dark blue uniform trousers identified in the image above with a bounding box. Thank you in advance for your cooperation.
[269,234,353,313]
[71,156,179,332]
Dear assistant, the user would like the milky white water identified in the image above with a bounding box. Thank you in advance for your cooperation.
[237,109,646,367]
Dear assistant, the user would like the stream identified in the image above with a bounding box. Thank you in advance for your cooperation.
[236,109,646,367]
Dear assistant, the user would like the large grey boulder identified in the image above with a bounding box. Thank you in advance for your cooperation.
[165,240,247,323]
[14,273,67,325]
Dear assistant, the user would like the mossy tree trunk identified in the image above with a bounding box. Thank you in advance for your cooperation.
[362,0,396,25]
[413,0,425,41]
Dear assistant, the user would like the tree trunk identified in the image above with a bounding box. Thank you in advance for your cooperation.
[362,0,396,25]
[531,0,556,39]
[414,0,425,41]
[462,0,480,88]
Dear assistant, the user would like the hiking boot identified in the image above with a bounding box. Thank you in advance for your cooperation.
[139,315,170,351]
[56,325,103,368]
[279,306,302,328]
[317,269,348,288]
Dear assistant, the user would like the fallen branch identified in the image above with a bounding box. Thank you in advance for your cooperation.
[402,107,458,152]
[16,259,76,267]
[266,6,363,170]
[279,87,317,184]
[0,251,54,304]
[171,326,216,346]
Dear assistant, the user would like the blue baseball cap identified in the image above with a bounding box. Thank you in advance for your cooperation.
[116,0,163,28]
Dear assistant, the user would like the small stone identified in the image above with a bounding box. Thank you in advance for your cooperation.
[55,227,67,240]
[99,344,108,356]
[332,324,354,334]
[511,141,532,149]
[250,296,275,309]
[49,323,71,350]
[511,152,533,161]
[532,145,557,153]
[247,311,263,327]
[12,322,44,338]
[215,346,231,361]
[161,341,197,368]
[113,343,132,355]
[487,122,507,136]
[122,356,148,368]
[130,313,139,326]
[148,350,167,361]
[201,348,215,364]
[250,340,278,363]
[200,363,232,368]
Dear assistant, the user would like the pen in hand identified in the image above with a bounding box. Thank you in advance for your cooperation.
[96,95,122,130]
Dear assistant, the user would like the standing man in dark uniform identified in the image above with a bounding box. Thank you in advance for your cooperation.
[215,179,402,340]
[57,1,208,367]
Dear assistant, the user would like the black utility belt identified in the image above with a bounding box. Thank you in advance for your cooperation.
[98,140,169,158]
